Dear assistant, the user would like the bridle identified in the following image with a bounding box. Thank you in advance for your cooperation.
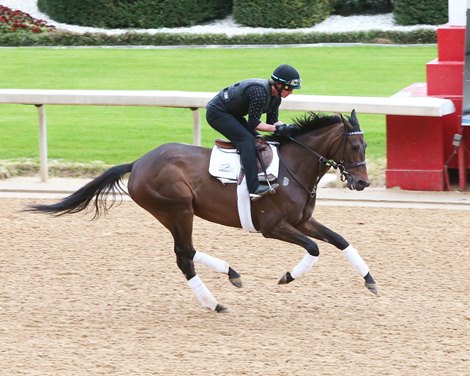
[278,129,366,198]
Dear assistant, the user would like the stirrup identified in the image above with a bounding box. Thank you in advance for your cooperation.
[249,183,279,201]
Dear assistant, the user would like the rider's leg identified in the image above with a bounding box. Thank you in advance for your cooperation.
[237,137,260,193]
[206,109,261,194]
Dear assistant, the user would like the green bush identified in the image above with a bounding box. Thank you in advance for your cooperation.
[393,0,448,25]
[0,28,437,47]
[233,0,332,28]
[332,0,393,16]
[37,0,232,28]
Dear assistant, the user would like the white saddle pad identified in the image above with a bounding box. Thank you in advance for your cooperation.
[209,142,280,183]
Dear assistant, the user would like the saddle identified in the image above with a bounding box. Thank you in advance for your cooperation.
[213,137,274,179]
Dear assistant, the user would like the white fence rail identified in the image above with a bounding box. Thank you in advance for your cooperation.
[0,89,456,182]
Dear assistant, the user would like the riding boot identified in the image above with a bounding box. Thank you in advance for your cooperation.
[238,139,278,200]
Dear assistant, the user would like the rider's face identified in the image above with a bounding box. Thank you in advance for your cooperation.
[280,87,293,98]
[272,83,293,98]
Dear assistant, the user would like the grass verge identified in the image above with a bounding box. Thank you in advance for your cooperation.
[0,46,437,185]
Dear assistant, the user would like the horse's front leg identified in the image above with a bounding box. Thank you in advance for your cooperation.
[263,222,321,285]
[297,217,378,295]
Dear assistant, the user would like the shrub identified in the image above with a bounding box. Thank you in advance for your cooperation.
[0,28,437,47]
[233,0,332,28]
[332,0,393,16]
[0,5,56,33]
[393,0,448,26]
[37,0,232,29]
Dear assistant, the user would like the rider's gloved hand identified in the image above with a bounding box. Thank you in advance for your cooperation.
[274,123,299,137]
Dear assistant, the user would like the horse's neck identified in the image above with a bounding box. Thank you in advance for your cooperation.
[298,123,343,158]
[279,124,342,186]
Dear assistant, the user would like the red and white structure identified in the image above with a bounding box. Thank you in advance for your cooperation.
[386,0,470,191]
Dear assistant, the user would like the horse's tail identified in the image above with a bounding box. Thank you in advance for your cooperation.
[27,162,134,220]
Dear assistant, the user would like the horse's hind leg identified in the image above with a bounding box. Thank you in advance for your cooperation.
[193,252,242,288]
[153,209,241,312]
[154,213,222,312]
[297,217,378,295]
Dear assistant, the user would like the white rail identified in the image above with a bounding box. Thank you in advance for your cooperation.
[0,89,456,182]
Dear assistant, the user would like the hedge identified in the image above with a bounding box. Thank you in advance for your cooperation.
[332,0,393,16]
[37,0,232,28]
[233,0,332,28]
[0,29,437,47]
[393,0,448,26]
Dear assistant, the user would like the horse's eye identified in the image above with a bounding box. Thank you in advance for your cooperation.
[351,144,360,152]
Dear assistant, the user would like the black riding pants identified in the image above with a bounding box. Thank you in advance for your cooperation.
[206,98,260,193]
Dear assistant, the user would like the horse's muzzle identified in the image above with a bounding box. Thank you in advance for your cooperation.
[347,175,370,191]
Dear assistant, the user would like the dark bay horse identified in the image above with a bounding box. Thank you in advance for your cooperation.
[29,110,377,312]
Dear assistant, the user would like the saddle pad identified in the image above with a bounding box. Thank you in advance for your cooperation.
[208,147,240,180]
[209,143,280,182]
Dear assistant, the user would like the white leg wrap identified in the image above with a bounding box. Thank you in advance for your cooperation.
[342,245,369,277]
[193,251,229,274]
[291,253,319,279]
[187,275,218,310]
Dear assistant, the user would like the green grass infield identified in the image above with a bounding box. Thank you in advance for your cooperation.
[0,45,436,180]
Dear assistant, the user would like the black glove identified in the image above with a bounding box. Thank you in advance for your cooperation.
[275,123,298,137]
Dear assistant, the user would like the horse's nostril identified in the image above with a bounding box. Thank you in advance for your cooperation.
[355,180,369,190]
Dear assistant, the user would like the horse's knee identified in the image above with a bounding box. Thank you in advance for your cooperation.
[176,255,195,280]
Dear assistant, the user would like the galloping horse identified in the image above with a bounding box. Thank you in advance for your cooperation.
[29,110,377,312]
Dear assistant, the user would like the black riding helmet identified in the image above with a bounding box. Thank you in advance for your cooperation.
[271,64,302,90]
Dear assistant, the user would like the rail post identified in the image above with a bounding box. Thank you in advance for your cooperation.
[191,107,201,146]
[35,104,48,182]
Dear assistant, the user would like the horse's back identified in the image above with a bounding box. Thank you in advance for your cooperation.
[129,143,210,191]
[127,142,240,227]
[141,142,208,164]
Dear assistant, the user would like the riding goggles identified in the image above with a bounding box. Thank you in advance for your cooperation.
[272,75,302,89]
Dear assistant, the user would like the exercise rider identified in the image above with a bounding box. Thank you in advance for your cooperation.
[206,64,302,200]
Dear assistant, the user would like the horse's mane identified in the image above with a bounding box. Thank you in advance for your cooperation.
[266,112,342,144]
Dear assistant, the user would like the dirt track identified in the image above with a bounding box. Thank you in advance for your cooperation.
[1,198,469,375]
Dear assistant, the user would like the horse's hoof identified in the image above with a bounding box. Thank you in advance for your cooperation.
[278,272,294,285]
[228,267,242,288]
[229,276,243,288]
[215,304,228,313]
[365,282,378,295]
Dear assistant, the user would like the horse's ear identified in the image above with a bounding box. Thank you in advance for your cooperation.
[341,113,354,131]
[349,109,360,129]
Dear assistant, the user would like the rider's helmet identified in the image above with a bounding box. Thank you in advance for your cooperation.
[271,64,302,90]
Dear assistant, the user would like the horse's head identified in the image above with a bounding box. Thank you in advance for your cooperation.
[336,110,370,191]
[268,110,370,193]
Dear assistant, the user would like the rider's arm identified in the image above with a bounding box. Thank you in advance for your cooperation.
[260,96,283,132]
[246,86,276,132]
[246,87,284,132]
[255,121,278,132]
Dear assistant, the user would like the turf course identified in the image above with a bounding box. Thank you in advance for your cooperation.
[0,46,436,170]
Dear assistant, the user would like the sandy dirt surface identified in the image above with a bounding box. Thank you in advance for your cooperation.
[1,198,469,375]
